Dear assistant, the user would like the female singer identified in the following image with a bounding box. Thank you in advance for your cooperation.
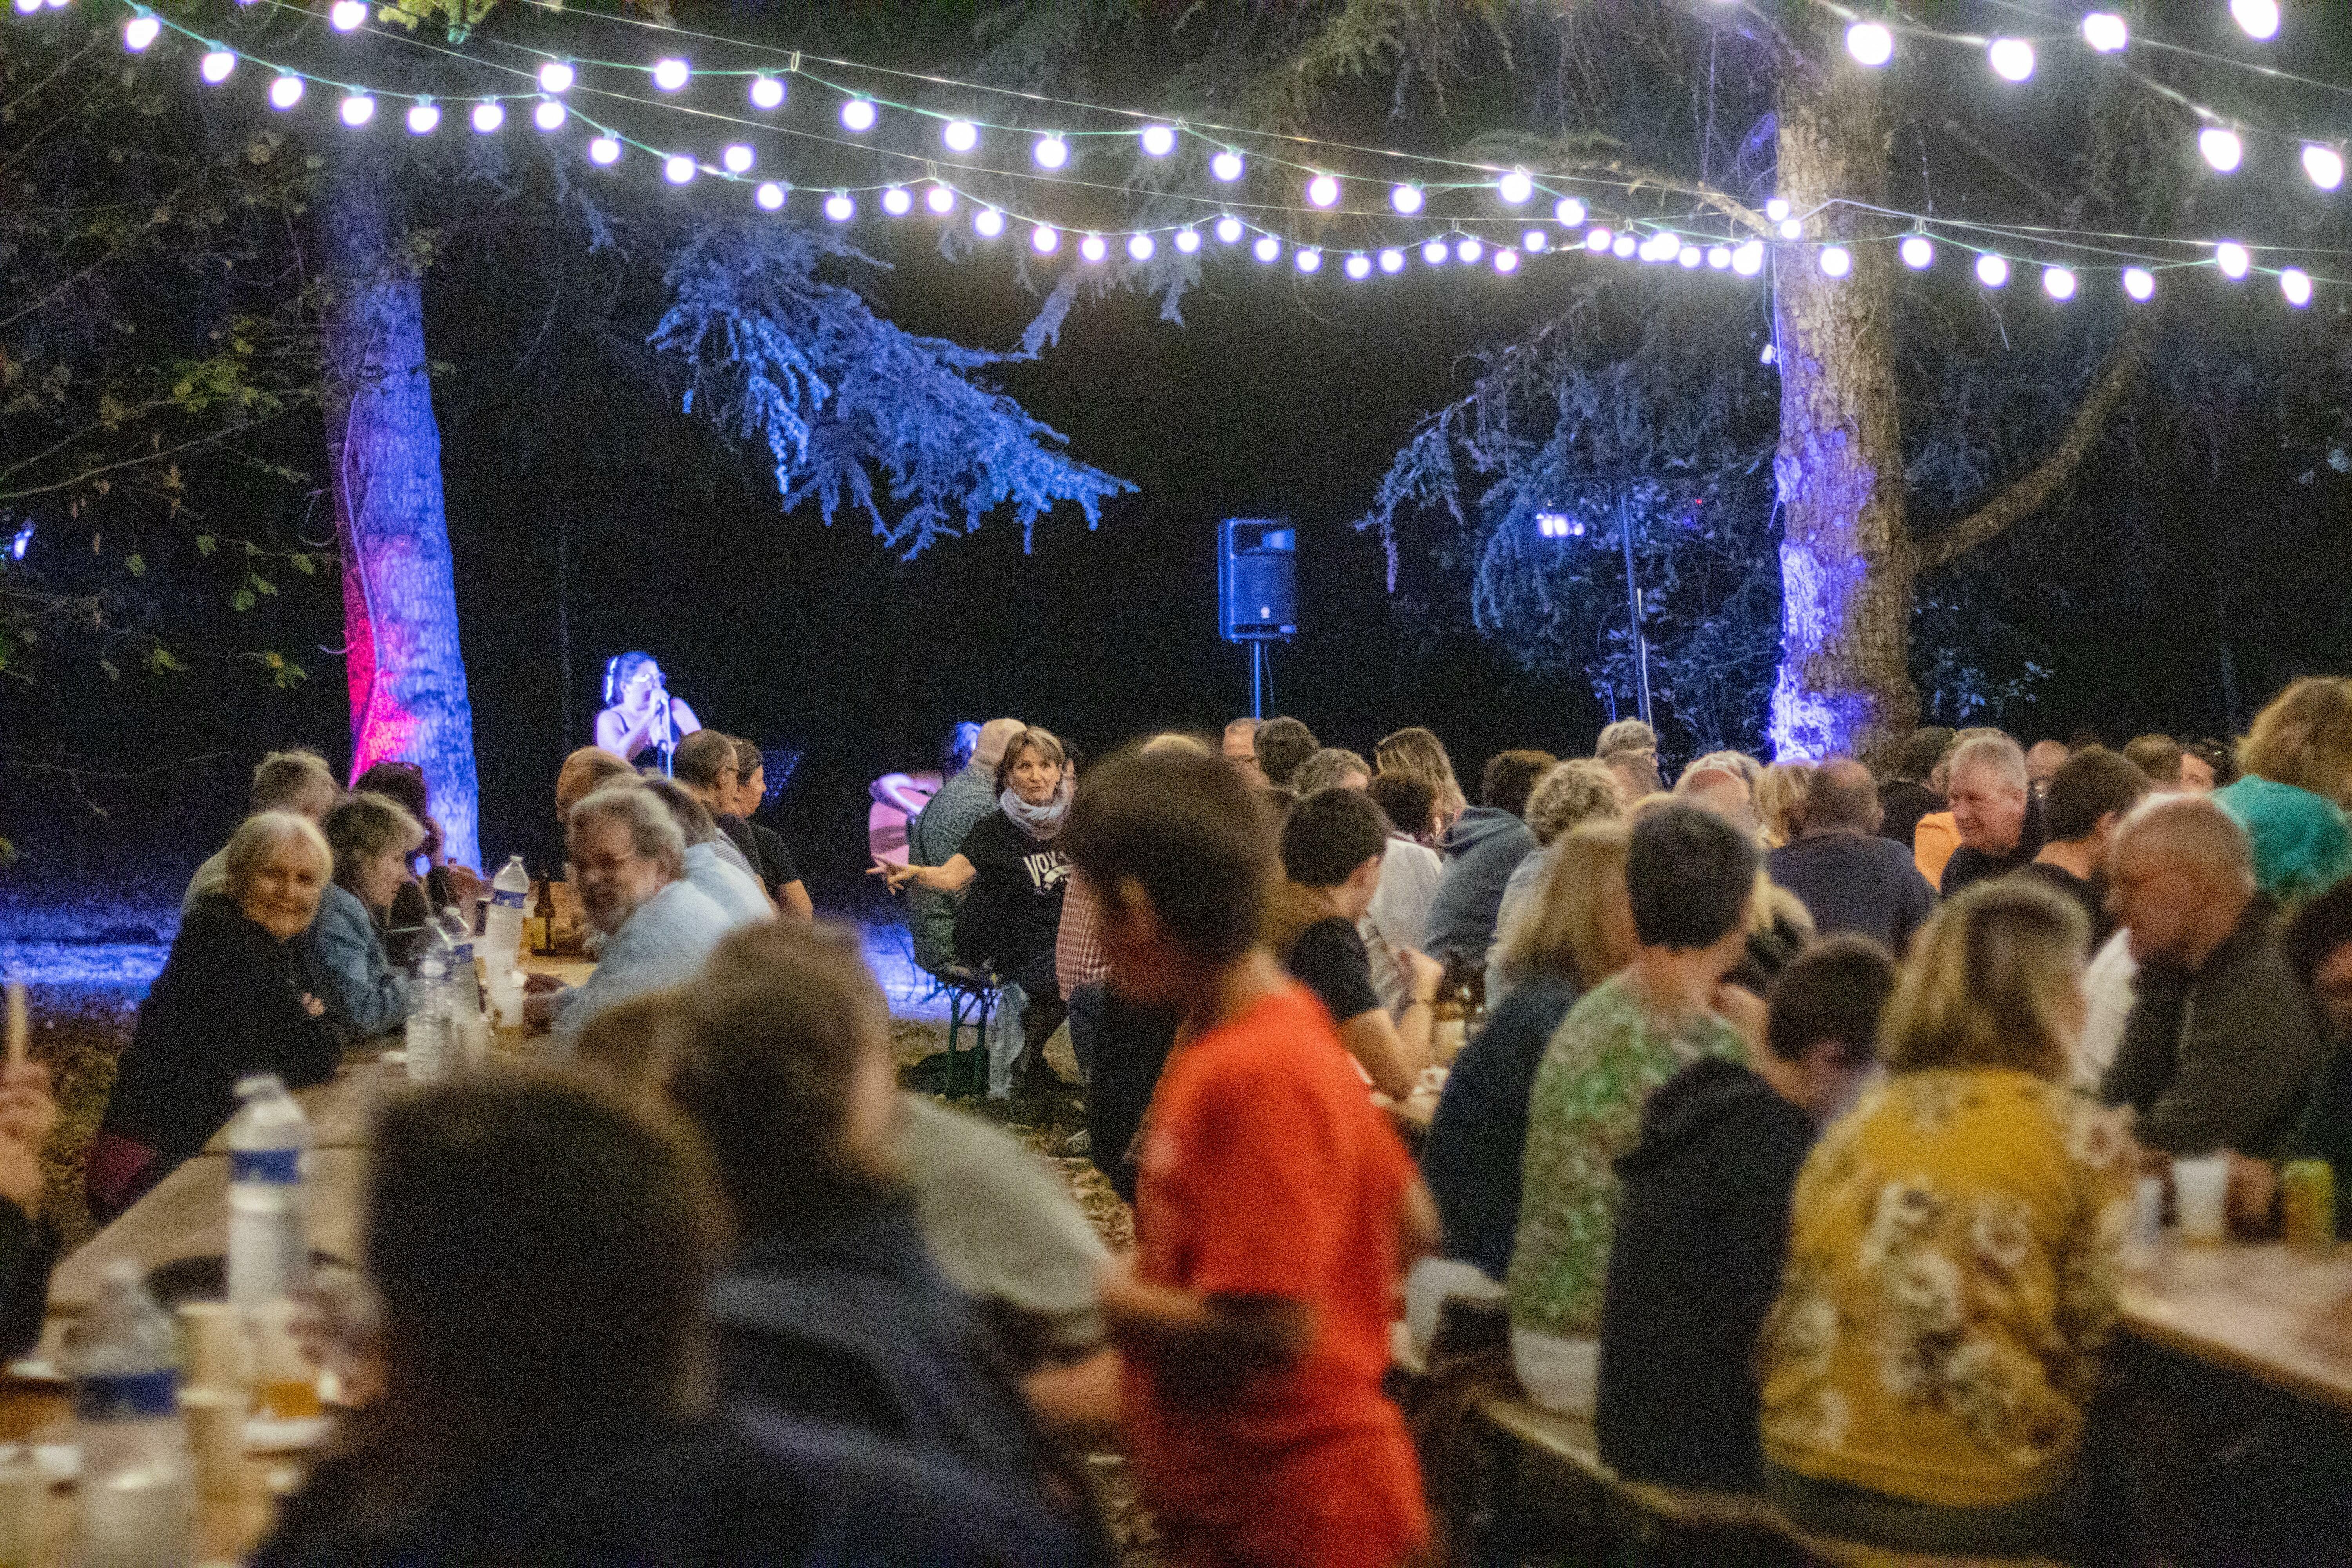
[595,653,702,768]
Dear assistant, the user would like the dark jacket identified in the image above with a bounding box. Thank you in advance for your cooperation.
[1597,1056,1814,1493]
[2102,904,2327,1158]
[105,894,340,1157]
[2282,1036,2352,1230]
[1878,780,1942,853]
[1769,830,1937,954]
[1083,987,1180,1207]
[253,1408,1091,1568]
[1422,808,1538,964]
[1421,973,1580,1280]
[1938,795,2047,898]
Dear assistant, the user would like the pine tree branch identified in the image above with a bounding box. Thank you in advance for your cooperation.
[1912,307,2160,575]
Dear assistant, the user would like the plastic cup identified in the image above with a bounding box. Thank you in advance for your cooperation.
[179,1387,248,1501]
[178,1302,249,1391]
[2174,1153,2230,1244]
[0,1445,42,1568]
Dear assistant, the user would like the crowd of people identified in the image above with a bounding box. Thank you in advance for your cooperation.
[40,673,2352,1563]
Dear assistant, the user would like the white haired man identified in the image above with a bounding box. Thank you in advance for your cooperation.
[1939,734,2045,898]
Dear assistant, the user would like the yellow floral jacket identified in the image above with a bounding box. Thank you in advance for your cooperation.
[1757,1068,2135,1510]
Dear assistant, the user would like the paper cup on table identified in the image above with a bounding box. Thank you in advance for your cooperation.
[179,1388,248,1501]
[2174,1153,2230,1243]
[178,1302,249,1391]
[0,1445,41,1568]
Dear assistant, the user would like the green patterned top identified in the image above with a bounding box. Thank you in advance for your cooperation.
[1505,974,1750,1337]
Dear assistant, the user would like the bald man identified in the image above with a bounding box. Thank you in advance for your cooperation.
[1673,766,1759,840]
[1767,759,1937,953]
[2100,796,2326,1158]
[905,718,1024,975]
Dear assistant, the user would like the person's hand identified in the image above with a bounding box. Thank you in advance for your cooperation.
[1399,947,1445,1006]
[301,993,326,1019]
[1711,983,1768,1050]
[421,818,446,867]
[2227,1151,2280,1237]
[869,858,919,893]
[523,991,560,1032]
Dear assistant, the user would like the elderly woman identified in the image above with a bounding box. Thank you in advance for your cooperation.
[351,761,486,963]
[2212,676,2352,904]
[310,792,423,1041]
[885,728,1073,1098]
[91,813,343,1218]
[1756,761,1814,850]
[1757,880,2134,1557]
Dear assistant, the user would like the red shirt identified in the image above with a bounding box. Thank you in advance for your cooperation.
[1127,982,1428,1568]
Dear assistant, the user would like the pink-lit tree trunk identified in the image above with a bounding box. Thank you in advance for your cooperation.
[319,159,480,867]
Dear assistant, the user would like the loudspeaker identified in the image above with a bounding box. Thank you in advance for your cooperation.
[1218,519,1298,642]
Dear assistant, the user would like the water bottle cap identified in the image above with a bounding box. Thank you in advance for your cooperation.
[234,1073,287,1100]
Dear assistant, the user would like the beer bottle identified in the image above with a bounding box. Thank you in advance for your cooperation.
[528,874,557,957]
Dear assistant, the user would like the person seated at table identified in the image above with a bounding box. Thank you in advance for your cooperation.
[1412,823,1633,1340]
[1755,761,1813,851]
[641,777,773,928]
[1757,882,2134,1559]
[1421,749,1558,967]
[728,735,813,919]
[1290,747,1371,796]
[881,727,1074,1100]
[308,791,423,1041]
[901,719,1024,977]
[1767,759,1936,956]
[95,813,342,1219]
[1250,715,1319,790]
[1598,936,1894,1494]
[2210,676,2352,905]
[1264,787,1438,1102]
[1362,771,1445,1016]
[2101,795,2326,1158]
[1376,724,1469,831]
[673,731,763,876]
[2018,745,2147,948]
[1506,804,1762,1419]
[1596,719,1663,804]
[1878,726,1951,852]
[554,745,634,827]
[183,749,340,910]
[650,921,1106,1543]
[349,760,486,964]
[1063,744,1436,1568]
[1486,759,1624,1007]
[1940,733,2049,898]
[525,784,732,1052]
[2227,878,2352,1233]
[253,1074,1088,1568]
[0,1058,60,1361]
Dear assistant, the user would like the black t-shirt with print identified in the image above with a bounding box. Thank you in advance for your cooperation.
[951,810,1069,981]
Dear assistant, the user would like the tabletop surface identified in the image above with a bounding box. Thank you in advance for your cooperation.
[2118,1238,2352,1416]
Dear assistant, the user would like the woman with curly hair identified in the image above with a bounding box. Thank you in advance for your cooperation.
[2211,677,2352,904]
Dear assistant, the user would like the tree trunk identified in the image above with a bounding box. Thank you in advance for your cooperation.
[1766,54,1917,765]
[319,158,482,868]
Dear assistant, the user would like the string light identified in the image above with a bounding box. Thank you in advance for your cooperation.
[1139,124,1176,157]
[651,58,689,92]
[1254,235,1283,263]
[2216,241,2250,278]
[1975,253,2010,287]
[1030,223,1058,253]
[2231,0,2279,42]
[1081,233,1109,262]
[1307,173,1340,208]
[1174,227,1200,253]
[1765,198,1791,223]
[1676,248,1701,269]
[1523,229,1548,252]
[2282,267,2313,306]
[1900,234,1935,269]
[924,183,955,214]
[663,154,695,185]
[749,77,784,110]
[1215,216,1243,244]
[1733,240,1765,274]
[1555,197,1586,227]
[755,181,786,211]
[328,0,365,31]
[1391,184,1424,215]
[409,101,442,135]
[200,49,235,83]
[1423,239,1449,265]
[2043,265,2076,300]
[1033,134,1068,170]
[588,134,621,163]
[1588,228,1613,252]
[974,207,1004,237]
[1819,245,1852,278]
[1496,169,1534,205]
[2304,145,2345,191]
[1778,218,1803,240]
[1988,38,2034,82]
[2200,127,2243,172]
[826,191,855,222]
[1612,233,1637,258]
[1496,249,1521,274]
[1706,245,1730,269]
[122,14,159,50]
[268,74,303,110]
[1128,233,1154,261]
[2081,12,2128,53]
[840,97,875,131]
[1846,22,1893,67]
[880,185,912,215]
[537,61,573,93]
[534,100,565,131]
[1345,253,1372,280]
[722,143,752,173]
[1211,149,1243,181]
[1457,237,1484,263]
[339,93,373,127]
[1379,248,1405,273]
[943,120,978,154]
[2122,267,2155,301]
[470,101,502,133]
[11,0,38,16]
[1296,247,1321,274]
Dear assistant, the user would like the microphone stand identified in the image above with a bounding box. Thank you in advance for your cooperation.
[653,690,676,777]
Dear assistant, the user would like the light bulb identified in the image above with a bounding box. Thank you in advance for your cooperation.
[1732,240,1764,276]
[749,77,784,111]
[1373,248,1403,274]
[1706,245,1731,269]
[1555,196,1585,227]
[1457,237,1483,263]
[1496,249,1521,274]
[470,101,502,133]
[587,136,619,164]
[2122,267,2154,301]
[1765,198,1790,223]
[1423,239,1449,265]
[1033,134,1068,170]
[722,144,752,174]
[1523,229,1548,252]
[663,154,694,185]
[1139,124,1175,157]
[1254,235,1283,264]
[538,62,573,94]
[122,15,160,50]
[2043,265,2076,300]
[1651,233,1681,263]
[1779,218,1804,240]
[12,0,40,16]
[1677,247,1702,269]
[974,208,1004,238]
[1345,253,1372,280]
[2081,12,2127,53]
[1586,228,1612,253]
[1031,224,1058,254]
[652,58,689,92]
[1174,227,1200,254]
[1215,216,1243,245]
[2232,0,2279,41]
[1819,245,1851,278]
[2303,145,2345,191]
[1390,184,1423,215]
[1900,234,1935,269]
[201,50,236,83]
[755,182,786,211]
[1989,38,2034,82]
[409,102,443,135]
[825,192,855,223]
[269,75,303,110]
[839,98,875,131]
[924,183,955,214]
[1128,233,1155,262]
[1976,253,2010,287]
[1497,169,1534,205]
[1296,247,1321,274]
[2201,128,2243,173]
[1612,233,1638,258]
[328,0,365,31]
[880,186,912,216]
[1306,173,1339,208]
[1211,149,1243,182]
[1846,21,1893,67]
[942,120,978,154]
[1080,234,1108,263]
[2216,241,2250,279]
[338,93,374,126]
[2282,268,2314,306]
[534,100,565,131]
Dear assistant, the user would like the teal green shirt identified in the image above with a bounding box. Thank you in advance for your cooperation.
[2212,775,2352,906]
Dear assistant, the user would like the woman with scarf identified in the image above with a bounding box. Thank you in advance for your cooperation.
[886,728,1073,1098]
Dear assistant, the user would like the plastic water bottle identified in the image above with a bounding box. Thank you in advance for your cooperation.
[484,855,530,970]
[69,1262,192,1568]
[405,938,449,1085]
[226,1074,309,1308]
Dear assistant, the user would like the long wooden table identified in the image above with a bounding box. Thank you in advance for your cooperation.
[2120,1237,2352,1417]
